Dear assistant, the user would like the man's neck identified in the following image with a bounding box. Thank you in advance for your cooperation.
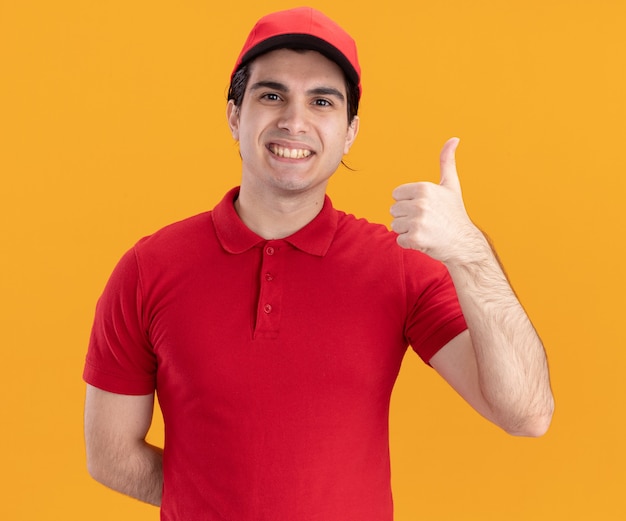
[234,184,327,240]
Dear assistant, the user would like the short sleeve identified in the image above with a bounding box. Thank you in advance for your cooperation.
[83,247,157,395]
[403,250,468,364]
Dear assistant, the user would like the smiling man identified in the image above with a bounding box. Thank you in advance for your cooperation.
[83,7,554,520]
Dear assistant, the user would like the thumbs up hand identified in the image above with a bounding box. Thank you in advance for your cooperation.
[390,138,483,263]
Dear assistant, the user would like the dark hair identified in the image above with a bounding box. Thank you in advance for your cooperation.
[227,55,360,125]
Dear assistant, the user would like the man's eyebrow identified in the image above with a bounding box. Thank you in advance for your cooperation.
[249,81,289,92]
[307,87,345,102]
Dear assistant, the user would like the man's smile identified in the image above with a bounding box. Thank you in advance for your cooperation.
[268,144,313,159]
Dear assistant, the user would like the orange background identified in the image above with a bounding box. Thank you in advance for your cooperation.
[1,1,625,519]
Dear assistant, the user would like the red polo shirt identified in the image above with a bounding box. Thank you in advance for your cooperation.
[84,187,467,520]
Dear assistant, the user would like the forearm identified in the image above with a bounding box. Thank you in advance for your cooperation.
[87,439,163,506]
[445,230,554,436]
[391,138,553,434]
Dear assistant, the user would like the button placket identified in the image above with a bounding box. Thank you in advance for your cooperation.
[255,241,284,337]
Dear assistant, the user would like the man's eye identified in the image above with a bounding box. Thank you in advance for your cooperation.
[262,93,280,101]
[314,99,331,107]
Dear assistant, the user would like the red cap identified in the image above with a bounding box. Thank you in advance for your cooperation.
[231,7,361,98]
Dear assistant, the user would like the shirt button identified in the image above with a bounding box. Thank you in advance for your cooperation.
[263,304,272,314]
[265,246,275,256]
[265,273,274,282]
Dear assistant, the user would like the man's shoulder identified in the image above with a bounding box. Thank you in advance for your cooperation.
[333,208,446,272]
[133,211,216,259]
[334,209,397,244]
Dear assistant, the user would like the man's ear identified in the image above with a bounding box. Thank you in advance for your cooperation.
[226,100,240,141]
[343,115,360,155]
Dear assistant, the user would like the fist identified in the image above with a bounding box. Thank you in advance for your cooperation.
[390,138,480,263]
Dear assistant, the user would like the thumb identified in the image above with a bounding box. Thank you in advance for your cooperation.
[439,137,461,191]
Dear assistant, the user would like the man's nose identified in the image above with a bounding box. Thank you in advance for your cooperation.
[277,102,310,134]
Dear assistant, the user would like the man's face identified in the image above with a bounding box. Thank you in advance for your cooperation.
[227,49,359,198]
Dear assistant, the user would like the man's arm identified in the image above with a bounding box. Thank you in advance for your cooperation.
[429,250,554,436]
[84,384,163,505]
[390,138,554,436]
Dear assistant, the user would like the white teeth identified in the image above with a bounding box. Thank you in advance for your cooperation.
[270,145,312,159]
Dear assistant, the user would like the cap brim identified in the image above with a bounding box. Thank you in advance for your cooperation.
[238,34,360,88]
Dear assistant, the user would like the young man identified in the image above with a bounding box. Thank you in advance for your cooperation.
[83,7,553,520]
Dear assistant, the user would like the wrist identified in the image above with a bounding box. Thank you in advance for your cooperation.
[443,225,492,267]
